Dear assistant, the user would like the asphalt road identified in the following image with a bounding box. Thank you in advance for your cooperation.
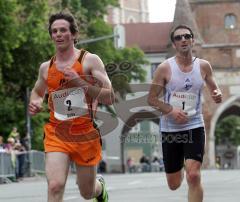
[0,170,239,202]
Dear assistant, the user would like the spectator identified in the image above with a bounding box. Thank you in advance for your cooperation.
[5,137,26,181]
[140,155,150,172]
[159,158,164,172]
[8,127,19,140]
[0,135,6,152]
[98,160,107,173]
[5,137,15,152]
[216,156,221,169]
[10,130,27,179]
[127,157,135,173]
[5,137,18,182]
[152,156,159,163]
[151,157,160,172]
[14,141,26,180]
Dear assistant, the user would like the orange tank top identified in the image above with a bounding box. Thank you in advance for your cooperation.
[47,49,95,127]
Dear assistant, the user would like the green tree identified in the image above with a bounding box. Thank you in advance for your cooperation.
[5,0,53,100]
[0,0,25,138]
[0,0,22,92]
[215,115,240,146]
[0,0,52,148]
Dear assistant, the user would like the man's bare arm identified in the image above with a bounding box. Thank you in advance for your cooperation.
[148,63,173,114]
[29,62,48,115]
[201,60,222,103]
[85,53,114,104]
[64,53,114,105]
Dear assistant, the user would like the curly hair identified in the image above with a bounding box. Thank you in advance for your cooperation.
[48,12,79,43]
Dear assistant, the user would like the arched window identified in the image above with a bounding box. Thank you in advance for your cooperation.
[225,14,237,29]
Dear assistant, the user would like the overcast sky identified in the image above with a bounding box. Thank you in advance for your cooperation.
[148,0,176,22]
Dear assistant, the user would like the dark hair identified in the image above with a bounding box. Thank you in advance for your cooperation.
[170,24,194,42]
[48,12,78,42]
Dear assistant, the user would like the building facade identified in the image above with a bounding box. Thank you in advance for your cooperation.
[106,0,149,24]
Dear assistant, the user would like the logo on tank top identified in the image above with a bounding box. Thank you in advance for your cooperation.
[184,78,193,91]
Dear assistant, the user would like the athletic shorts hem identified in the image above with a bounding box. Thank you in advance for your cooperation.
[185,157,203,164]
[165,165,183,174]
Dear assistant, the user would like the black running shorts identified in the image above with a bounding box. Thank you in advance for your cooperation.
[161,127,205,173]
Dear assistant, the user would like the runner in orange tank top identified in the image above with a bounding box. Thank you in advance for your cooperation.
[29,12,113,202]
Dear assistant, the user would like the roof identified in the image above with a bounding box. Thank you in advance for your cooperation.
[123,22,173,53]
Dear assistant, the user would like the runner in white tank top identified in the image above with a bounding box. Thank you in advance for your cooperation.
[148,25,222,202]
[160,56,204,132]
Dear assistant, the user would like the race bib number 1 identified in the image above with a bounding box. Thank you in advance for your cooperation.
[52,87,88,120]
[169,92,198,116]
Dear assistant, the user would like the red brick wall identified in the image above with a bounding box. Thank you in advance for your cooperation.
[201,47,240,69]
[191,2,240,43]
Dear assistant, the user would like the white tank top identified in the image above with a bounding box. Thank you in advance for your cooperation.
[160,56,204,132]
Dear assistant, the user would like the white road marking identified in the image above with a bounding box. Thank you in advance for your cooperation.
[128,180,142,185]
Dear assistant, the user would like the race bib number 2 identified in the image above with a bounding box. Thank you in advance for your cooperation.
[52,87,88,121]
[169,92,198,116]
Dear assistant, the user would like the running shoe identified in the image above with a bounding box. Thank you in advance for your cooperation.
[93,175,108,202]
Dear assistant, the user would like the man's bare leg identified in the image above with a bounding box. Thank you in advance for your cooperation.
[45,152,70,202]
[186,159,203,202]
[166,168,184,190]
[76,165,102,200]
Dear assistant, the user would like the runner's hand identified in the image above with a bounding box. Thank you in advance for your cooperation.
[29,100,42,115]
[63,68,80,81]
[165,107,188,124]
[63,68,86,89]
[212,89,222,103]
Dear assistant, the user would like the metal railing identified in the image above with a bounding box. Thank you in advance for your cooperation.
[0,150,45,183]
[0,152,15,177]
[29,150,45,174]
